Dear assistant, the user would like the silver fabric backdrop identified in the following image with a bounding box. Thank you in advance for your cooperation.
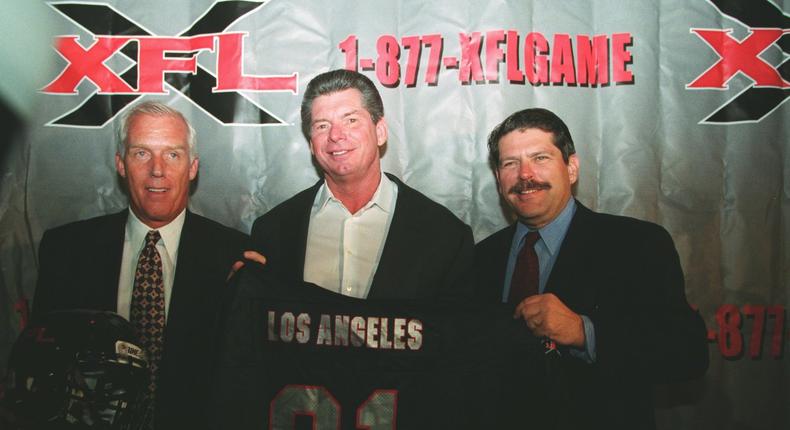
[0,0,787,428]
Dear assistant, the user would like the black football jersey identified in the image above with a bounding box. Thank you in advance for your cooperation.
[210,266,549,429]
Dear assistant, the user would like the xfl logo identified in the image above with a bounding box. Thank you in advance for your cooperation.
[44,1,296,127]
[688,0,789,124]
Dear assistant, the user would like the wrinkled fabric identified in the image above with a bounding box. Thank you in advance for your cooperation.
[0,1,787,428]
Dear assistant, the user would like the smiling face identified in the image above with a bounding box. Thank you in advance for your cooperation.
[495,128,579,228]
[308,88,387,189]
[115,113,198,229]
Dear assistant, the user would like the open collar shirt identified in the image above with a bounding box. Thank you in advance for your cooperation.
[304,174,398,298]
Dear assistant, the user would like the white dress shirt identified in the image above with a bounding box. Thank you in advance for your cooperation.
[116,209,186,321]
[304,174,398,298]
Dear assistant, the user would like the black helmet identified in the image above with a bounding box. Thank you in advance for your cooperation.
[2,310,150,429]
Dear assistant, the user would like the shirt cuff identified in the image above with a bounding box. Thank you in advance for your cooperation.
[569,314,597,363]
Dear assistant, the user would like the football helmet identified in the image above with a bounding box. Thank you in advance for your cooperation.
[2,310,150,429]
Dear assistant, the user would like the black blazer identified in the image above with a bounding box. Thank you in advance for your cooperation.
[474,201,709,429]
[250,173,474,299]
[33,209,247,429]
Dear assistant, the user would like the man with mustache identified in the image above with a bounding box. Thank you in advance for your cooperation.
[475,108,708,428]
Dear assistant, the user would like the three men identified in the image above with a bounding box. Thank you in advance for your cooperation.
[30,76,707,428]
[250,69,474,299]
[475,108,708,428]
[32,102,247,429]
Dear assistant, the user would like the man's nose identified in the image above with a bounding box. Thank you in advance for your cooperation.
[328,123,345,142]
[150,155,164,177]
[518,160,535,179]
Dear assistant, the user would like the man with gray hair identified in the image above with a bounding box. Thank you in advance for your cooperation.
[250,69,473,299]
[32,101,247,429]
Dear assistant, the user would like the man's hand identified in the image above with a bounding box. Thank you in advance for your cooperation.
[514,293,585,348]
[226,250,267,281]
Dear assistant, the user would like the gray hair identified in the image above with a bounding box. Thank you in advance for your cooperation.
[117,101,197,160]
[300,69,384,141]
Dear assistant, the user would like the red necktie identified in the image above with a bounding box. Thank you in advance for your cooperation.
[508,231,540,305]
[130,230,166,408]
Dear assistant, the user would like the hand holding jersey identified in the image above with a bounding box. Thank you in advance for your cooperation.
[227,250,267,281]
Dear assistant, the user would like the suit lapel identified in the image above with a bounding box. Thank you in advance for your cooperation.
[94,210,127,311]
[545,201,597,309]
[485,224,517,302]
[368,199,405,297]
[168,210,200,332]
[290,181,322,283]
[367,174,414,298]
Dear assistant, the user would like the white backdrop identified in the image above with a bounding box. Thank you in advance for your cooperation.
[0,1,788,428]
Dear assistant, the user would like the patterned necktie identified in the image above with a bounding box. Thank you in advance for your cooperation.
[130,230,166,409]
[508,231,541,305]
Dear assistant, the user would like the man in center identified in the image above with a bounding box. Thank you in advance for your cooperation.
[250,69,473,299]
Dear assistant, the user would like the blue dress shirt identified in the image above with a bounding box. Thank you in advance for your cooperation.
[503,198,597,362]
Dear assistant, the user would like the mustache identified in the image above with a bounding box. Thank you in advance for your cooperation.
[508,179,551,194]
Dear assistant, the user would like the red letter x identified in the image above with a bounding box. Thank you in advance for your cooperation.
[687,28,789,89]
[43,36,135,94]
[459,32,484,84]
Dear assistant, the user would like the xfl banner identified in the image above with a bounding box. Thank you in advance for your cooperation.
[0,1,787,429]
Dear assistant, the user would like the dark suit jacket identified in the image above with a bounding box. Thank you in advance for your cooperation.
[250,173,474,299]
[33,209,247,429]
[474,201,709,429]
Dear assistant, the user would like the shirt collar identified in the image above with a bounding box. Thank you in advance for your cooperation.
[126,208,186,261]
[513,197,576,256]
[315,173,396,215]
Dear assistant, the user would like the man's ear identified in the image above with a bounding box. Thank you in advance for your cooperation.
[376,117,388,147]
[189,157,199,181]
[115,153,126,178]
[567,154,579,185]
